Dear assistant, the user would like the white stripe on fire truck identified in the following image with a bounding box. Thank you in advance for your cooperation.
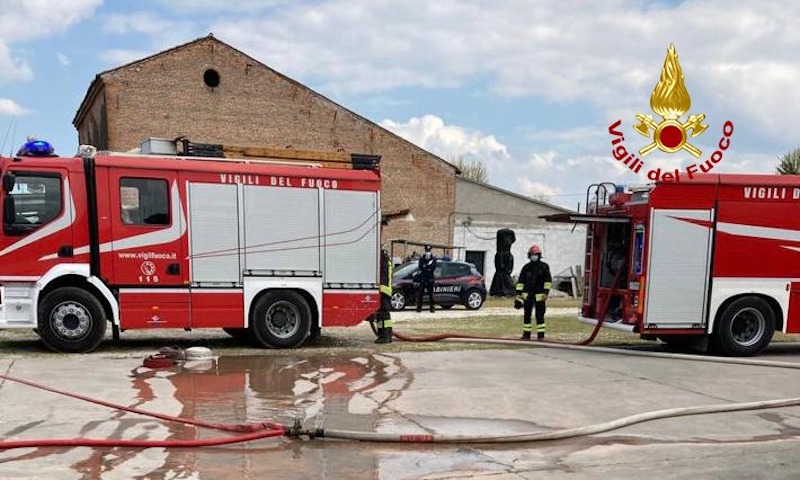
[119,288,190,294]
[716,221,800,243]
[676,217,800,249]
[0,179,76,258]
[38,182,186,261]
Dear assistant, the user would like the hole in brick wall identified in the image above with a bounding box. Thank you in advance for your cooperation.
[203,69,220,88]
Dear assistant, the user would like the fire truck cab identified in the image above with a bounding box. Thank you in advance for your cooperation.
[544,175,800,356]
[0,143,382,353]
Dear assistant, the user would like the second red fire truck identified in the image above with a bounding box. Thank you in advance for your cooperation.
[545,174,800,356]
[0,140,382,353]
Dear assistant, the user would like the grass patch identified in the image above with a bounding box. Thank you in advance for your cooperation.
[483,296,582,309]
[399,314,650,346]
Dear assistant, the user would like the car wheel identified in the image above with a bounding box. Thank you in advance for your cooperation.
[464,289,485,310]
[38,287,107,353]
[250,290,312,348]
[714,296,774,356]
[390,291,406,310]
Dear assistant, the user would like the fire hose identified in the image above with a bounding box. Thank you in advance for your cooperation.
[387,266,627,347]
[2,364,800,449]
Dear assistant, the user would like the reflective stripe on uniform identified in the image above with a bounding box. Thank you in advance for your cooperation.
[521,292,529,301]
[535,293,545,301]
[543,282,552,289]
[515,283,524,292]
[380,285,392,295]
[384,319,394,328]
[522,324,533,332]
[536,323,546,332]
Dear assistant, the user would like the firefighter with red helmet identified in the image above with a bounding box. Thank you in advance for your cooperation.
[514,244,552,340]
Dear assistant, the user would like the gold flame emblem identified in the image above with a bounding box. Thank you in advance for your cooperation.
[634,44,707,157]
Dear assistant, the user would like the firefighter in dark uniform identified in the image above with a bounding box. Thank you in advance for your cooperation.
[416,245,437,312]
[375,248,394,343]
[514,244,552,340]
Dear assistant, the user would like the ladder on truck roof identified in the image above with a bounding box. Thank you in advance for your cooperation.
[111,137,383,170]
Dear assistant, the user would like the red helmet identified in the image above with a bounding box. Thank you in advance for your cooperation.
[528,244,542,255]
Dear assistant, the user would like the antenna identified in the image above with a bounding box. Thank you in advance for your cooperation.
[8,122,16,157]
[0,120,12,156]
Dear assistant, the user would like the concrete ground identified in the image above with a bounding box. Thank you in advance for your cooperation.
[2,342,800,479]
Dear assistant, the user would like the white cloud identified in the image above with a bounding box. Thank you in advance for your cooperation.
[57,53,70,67]
[203,0,800,140]
[0,41,32,84]
[102,11,197,48]
[0,0,102,42]
[0,98,28,116]
[0,0,100,84]
[518,178,562,200]
[157,0,291,12]
[100,49,155,67]
[380,114,511,175]
[528,151,557,171]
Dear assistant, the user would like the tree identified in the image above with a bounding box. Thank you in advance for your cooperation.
[777,148,800,175]
[449,156,489,183]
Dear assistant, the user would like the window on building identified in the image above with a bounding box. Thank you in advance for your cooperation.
[465,251,486,275]
[120,178,169,226]
[203,68,220,88]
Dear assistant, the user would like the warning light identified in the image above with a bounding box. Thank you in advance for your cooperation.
[16,138,55,157]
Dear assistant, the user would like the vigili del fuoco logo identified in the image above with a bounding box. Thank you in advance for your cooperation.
[608,44,734,182]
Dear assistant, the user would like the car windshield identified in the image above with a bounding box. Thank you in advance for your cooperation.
[393,262,418,279]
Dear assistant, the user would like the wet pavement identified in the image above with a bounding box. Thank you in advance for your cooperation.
[1,344,800,479]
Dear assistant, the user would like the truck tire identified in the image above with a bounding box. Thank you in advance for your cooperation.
[250,290,311,348]
[714,297,775,356]
[37,287,107,353]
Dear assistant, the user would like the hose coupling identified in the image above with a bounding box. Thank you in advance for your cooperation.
[286,418,304,438]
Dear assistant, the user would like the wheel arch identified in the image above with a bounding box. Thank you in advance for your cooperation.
[36,268,118,326]
[248,287,319,332]
[712,293,783,333]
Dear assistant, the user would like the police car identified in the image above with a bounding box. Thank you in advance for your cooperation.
[390,260,487,310]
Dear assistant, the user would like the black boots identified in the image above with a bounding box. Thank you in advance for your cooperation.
[520,332,544,340]
[375,327,393,344]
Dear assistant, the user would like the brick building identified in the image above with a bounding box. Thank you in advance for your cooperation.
[73,35,457,246]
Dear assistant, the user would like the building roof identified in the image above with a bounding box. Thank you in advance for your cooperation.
[456,176,575,214]
[72,34,459,174]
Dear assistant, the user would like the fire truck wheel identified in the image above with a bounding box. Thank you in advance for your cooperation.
[37,287,107,353]
[222,328,254,344]
[250,290,312,348]
[715,297,775,356]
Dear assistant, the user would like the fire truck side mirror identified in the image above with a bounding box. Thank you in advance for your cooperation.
[2,174,14,193]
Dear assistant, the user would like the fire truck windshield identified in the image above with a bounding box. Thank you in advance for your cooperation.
[3,173,62,235]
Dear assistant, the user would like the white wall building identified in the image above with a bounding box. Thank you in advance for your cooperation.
[453,178,586,295]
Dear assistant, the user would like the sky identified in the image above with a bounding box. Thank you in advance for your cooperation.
[1,0,799,210]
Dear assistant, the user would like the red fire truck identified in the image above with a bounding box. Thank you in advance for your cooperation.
[0,143,382,353]
[544,174,800,356]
